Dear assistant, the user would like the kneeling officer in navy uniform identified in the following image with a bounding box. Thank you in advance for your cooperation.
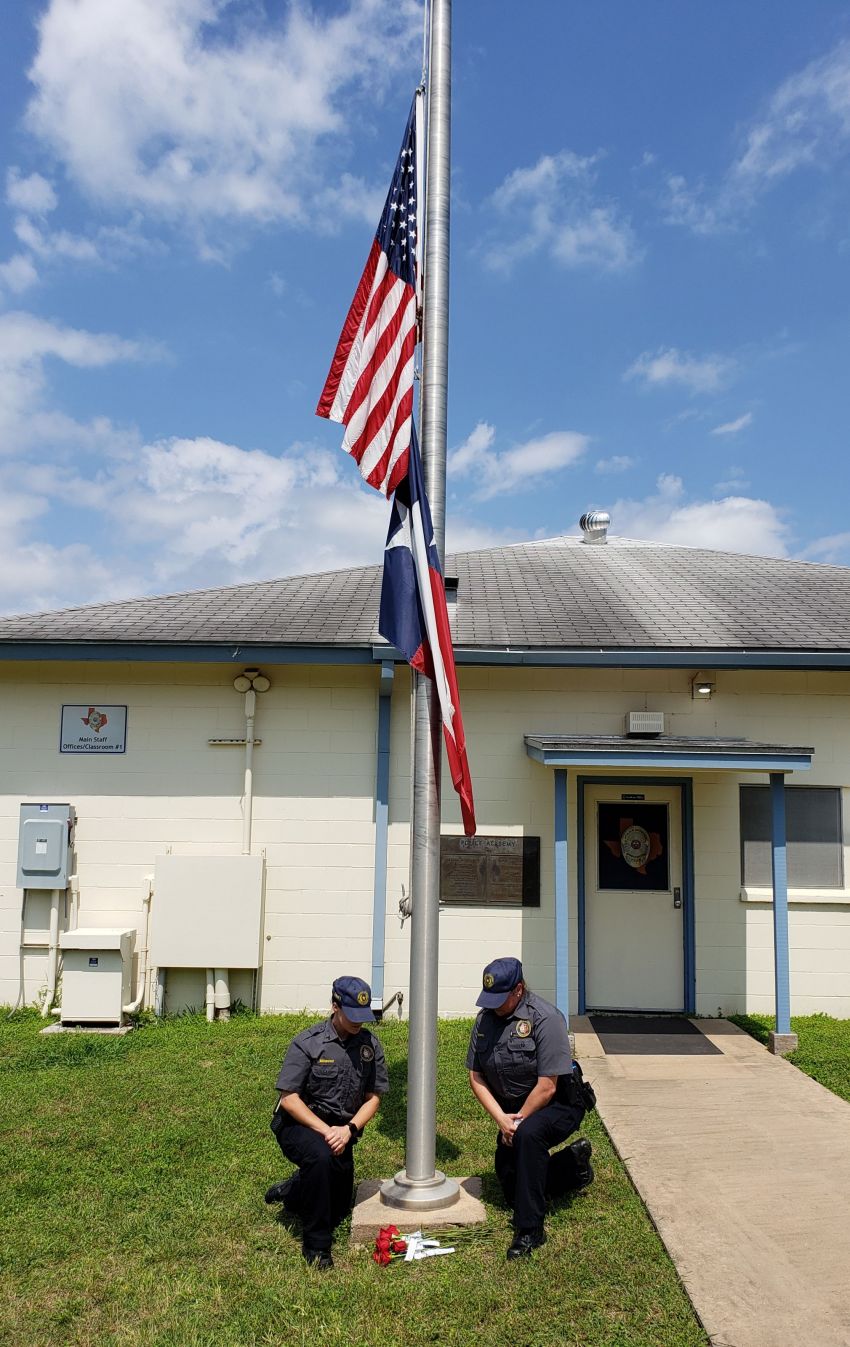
[467,957,595,1259]
[266,976,388,1269]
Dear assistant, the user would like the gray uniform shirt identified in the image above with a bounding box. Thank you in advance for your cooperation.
[275,1018,389,1120]
[466,991,573,1111]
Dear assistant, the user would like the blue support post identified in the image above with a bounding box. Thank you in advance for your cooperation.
[554,768,569,1022]
[370,662,394,1003]
[770,772,792,1037]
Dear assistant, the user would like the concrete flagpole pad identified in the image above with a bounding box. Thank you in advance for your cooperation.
[350,1177,486,1243]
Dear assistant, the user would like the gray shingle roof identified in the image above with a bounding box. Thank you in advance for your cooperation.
[0,534,849,652]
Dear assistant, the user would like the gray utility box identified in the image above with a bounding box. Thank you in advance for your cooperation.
[59,928,135,1026]
[17,803,75,890]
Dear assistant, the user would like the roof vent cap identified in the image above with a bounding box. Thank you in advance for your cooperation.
[580,510,610,545]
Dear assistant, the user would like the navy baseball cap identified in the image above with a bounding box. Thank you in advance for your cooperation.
[332,975,374,1023]
[476,957,524,1009]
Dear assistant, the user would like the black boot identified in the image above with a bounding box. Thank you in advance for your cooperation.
[303,1245,334,1270]
[265,1176,300,1213]
[568,1137,594,1189]
[506,1226,547,1260]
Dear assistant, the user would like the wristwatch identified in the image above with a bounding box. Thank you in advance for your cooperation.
[348,1121,360,1139]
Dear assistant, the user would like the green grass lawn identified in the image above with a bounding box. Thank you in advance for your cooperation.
[0,1009,706,1347]
[730,1012,850,1103]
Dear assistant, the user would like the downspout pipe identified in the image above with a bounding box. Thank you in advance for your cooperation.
[242,687,256,856]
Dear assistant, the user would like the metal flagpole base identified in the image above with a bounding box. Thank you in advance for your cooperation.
[379,1170,461,1211]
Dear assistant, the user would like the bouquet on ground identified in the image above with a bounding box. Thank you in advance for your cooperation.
[372,1226,491,1265]
[372,1225,408,1265]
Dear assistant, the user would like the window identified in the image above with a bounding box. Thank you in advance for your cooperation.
[740,786,843,889]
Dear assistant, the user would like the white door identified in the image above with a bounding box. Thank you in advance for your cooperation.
[584,783,684,1011]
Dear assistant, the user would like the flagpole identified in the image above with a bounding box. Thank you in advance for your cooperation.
[381,0,459,1210]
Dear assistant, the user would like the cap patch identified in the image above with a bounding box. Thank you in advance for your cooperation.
[516,1020,532,1038]
[357,990,369,1006]
[483,972,495,989]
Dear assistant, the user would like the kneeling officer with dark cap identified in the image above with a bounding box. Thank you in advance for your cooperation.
[266,976,388,1269]
[468,957,595,1260]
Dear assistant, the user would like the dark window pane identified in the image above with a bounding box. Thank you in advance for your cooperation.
[740,787,843,889]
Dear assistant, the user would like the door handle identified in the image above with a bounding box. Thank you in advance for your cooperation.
[673,887,682,909]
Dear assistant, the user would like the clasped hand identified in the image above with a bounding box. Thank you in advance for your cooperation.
[498,1112,524,1146]
[323,1124,351,1155]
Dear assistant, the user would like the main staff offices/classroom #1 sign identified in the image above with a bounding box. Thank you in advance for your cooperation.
[60,705,127,754]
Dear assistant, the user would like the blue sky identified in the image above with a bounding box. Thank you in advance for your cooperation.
[1,0,849,614]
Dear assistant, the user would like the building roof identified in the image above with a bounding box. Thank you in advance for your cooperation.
[1,534,849,660]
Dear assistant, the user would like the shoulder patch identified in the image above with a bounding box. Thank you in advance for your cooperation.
[360,1044,375,1062]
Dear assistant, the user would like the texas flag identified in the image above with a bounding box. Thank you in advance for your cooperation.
[379,426,476,835]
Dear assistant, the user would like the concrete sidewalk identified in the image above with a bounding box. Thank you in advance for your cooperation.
[573,1017,850,1347]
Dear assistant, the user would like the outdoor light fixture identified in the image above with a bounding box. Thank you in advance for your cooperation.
[691,672,716,700]
[233,668,271,693]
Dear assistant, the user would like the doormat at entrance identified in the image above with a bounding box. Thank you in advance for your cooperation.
[589,1015,722,1055]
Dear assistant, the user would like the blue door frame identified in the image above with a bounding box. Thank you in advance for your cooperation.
[576,775,696,1016]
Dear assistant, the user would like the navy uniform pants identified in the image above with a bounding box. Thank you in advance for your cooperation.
[494,1100,585,1232]
[271,1111,354,1251]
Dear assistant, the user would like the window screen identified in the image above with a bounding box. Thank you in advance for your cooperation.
[740,786,843,889]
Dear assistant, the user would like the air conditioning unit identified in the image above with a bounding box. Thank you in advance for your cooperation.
[625,711,664,737]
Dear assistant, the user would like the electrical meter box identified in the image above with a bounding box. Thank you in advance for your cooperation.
[59,928,135,1025]
[17,803,75,890]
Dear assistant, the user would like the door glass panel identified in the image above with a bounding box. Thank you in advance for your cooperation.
[597,802,670,892]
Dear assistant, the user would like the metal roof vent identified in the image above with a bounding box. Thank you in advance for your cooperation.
[579,510,610,544]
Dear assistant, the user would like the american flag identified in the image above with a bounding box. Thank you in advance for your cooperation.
[316,98,419,496]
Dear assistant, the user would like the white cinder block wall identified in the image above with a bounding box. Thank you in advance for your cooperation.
[1,661,848,1017]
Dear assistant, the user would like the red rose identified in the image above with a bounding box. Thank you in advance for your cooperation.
[372,1249,391,1265]
[391,1240,407,1254]
[376,1234,392,1251]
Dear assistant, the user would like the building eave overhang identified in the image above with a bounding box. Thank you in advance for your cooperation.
[0,639,847,671]
[524,734,814,773]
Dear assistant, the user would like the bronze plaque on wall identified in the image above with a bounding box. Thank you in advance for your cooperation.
[440,835,540,907]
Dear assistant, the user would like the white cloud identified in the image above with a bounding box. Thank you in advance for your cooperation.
[6,168,57,215]
[24,0,421,237]
[711,412,753,436]
[0,254,39,295]
[612,473,789,555]
[445,520,525,555]
[713,466,751,493]
[731,41,850,190]
[625,346,736,395]
[663,173,729,236]
[482,150,640,274]
[449,421,589,500]
[798,532,850,566]
[664,39,850,234]
[595,454,635,474]
[0,311,152,453]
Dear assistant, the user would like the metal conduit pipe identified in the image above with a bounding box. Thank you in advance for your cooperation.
[206,969,216,1022]
[123,879,153,1015]
[214,969,230,1021]
[154,967,166,1017]
[40,888,61,1017]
